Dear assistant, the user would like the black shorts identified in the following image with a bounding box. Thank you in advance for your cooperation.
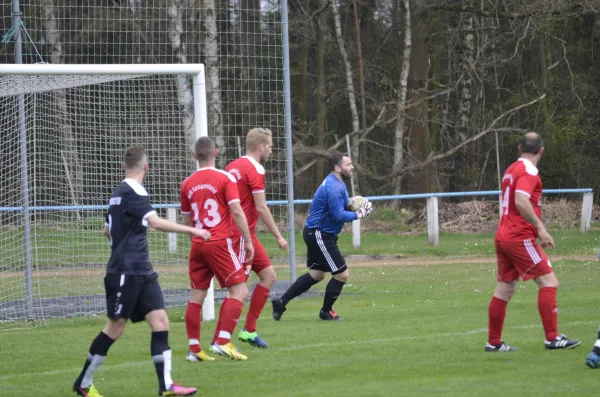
[104,272,165,323]
[303,227,347,275]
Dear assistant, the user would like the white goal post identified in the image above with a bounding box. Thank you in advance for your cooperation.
[0,64,216,329]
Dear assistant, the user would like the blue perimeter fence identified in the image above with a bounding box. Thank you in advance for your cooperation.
[0,188,593,212]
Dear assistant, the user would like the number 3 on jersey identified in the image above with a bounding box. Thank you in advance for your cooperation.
[190,199,221,229]
[502,187,510,215]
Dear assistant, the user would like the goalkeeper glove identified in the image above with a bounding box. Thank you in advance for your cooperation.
[356,199,373,219]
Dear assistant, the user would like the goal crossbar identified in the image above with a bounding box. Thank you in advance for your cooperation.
[0,63,205,75]
[1,65,208,139]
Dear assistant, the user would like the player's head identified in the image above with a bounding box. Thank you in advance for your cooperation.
[329,152,353,182]
[519,132,544,158]
[246,127,273,164]
[194,136,217,164]
[123,145,149,175]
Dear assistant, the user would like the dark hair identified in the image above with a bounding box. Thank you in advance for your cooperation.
[520,132,544,155]
[194,136,216,161]
[328,152,347,172]
[124,145,146,170]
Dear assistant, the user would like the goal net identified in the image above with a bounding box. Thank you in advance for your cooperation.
[0,65,220,330]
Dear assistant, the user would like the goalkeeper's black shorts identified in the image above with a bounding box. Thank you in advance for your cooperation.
[303,227,347,275]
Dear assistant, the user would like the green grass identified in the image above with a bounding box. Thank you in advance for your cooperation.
[2,258,600,396]
[1,228,598,304]
[336,229,600,258]
[1,227,599,268]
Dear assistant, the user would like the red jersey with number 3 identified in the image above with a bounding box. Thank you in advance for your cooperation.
[496,158,543,241]
[180,167,240,242]
[225,156,266,233]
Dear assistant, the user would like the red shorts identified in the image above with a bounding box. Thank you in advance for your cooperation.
[237,234,271,279]
[188,237,246,289]
[495,239,553,282]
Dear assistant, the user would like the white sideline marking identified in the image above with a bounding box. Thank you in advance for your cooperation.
[0,319,596,381]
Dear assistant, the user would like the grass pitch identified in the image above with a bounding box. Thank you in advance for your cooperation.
[2,253,600,397]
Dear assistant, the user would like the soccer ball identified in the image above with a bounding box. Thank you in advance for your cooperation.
[348,196,366,211]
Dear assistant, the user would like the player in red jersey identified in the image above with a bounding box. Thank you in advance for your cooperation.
[210,128,288,349]
[486,132,580,352]
[180,136,254,361]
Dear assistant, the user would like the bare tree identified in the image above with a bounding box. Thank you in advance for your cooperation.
[167,0,196,159]
[316,7,327,180]
[457,12,474,140]
[44,0,83,217]
[406,0,430,193]
[392,0,411,196]
[240,0,261,129]
[353,0,367,128]
[330,0,361,192]
[203,0,226,167]
[297,0,311,134]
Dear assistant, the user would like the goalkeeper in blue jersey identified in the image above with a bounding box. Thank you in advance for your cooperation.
[272,152,372,321]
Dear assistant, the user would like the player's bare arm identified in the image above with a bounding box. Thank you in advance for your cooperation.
[147,213,210,241]
[514,192,554,248]
[230,201,255,262]
[253,191,288,250]
[103,225,110,240]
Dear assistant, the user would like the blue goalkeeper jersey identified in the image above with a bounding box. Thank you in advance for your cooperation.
[305,173,358,236]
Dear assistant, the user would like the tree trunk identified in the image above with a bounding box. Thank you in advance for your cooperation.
[240,0,261,129]
[353,0,367,129]
[167,0,196,161]
[392,0,411,196]
[203,0,226,167]
[457,14,474,140]
[538,34,550,133]
[440,40,453,145]
[593,12,600,61]
[315,12,327,180]
[44,0,83,214]
[297,0,311,135]
[330,0,360,193]
[406,0,430,194]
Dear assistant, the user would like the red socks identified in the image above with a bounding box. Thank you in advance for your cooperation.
[185,302,202,353]
[538,287,558,341]
[211,297,228,345]
[488,287,559,345]
[244,285,270,333]
[216,298,244,345]
[488,296,508,346]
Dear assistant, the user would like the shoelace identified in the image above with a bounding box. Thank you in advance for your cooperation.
[226,343,246,358]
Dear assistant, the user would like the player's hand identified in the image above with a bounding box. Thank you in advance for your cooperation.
[191,228,211,241]
[243,239,255,263]
[277,236,288,250]
[356,200,373,219]
[538,228,554,249]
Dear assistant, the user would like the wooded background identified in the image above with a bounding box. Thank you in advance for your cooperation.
[1,0,599,203]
